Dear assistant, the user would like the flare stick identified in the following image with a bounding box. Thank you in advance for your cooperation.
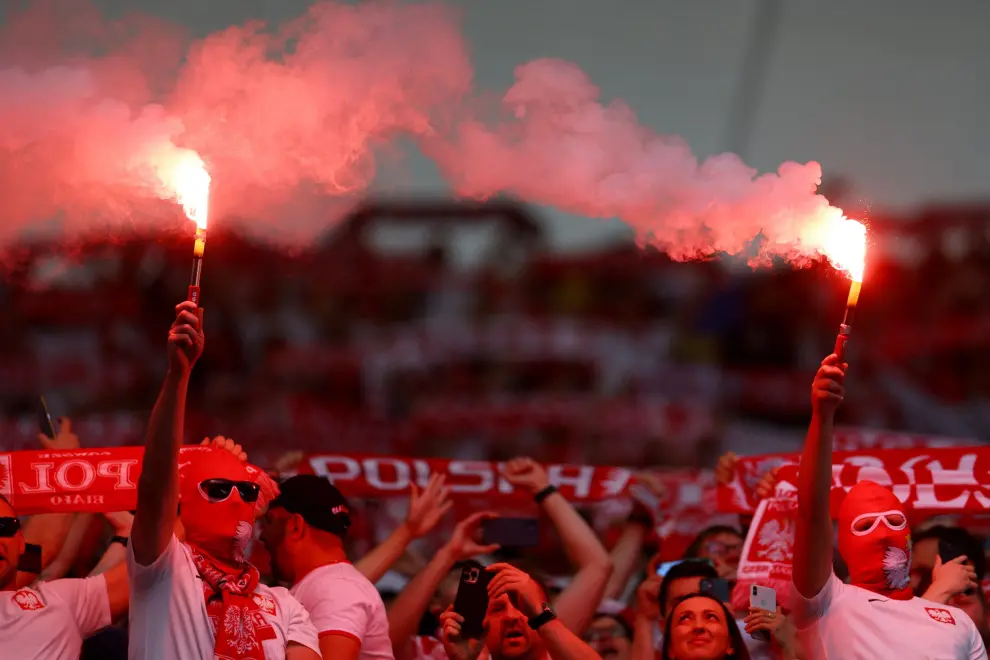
[188,227,206,305]
[833,279,861,362]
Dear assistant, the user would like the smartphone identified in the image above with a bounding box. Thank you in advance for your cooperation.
[656,558,714,577]
[481,517,539,549]
[38,396,58,439]
[452,560,493,639]
[749,585,777,641]
[700,577,731,604]
[18,544,42,574]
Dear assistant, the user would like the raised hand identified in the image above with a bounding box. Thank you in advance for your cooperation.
[714,452,738,486]
[405,474,453,538]
[926,555,979,603]
[486,563,545,617]
[501,457,550,495]
[168,301,204,375]
[811,354,846,418]
[38,417,80,451]
[636,574,663,621]
[439,607,483,660]
[200,436,247,462]
[443,511,501,561]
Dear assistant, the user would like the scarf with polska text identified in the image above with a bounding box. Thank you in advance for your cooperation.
[189,544,276,660]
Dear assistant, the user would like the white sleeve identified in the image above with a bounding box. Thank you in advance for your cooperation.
[126,533,181,593]
[966,617,987,660]
[41,575,112,637]
[791,571,844,629]
[273,588,321,654]
[297,577,372,643]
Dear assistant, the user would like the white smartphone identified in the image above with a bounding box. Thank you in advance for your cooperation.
[749,585,777,642]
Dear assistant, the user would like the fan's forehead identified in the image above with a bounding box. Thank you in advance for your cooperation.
[838,481,904,526]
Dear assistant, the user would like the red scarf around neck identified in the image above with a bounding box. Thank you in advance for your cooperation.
[188,544,276,660]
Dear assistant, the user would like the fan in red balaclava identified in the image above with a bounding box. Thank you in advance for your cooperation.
[837,480,913,600]
[178,448,279,659]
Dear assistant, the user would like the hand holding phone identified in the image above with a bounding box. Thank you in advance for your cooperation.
[452,560,493,639]
[747,585,777,642]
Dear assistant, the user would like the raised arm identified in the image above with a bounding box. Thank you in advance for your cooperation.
[388,511,499,657]
[356,474,451,584]
[486,563,602,660]
[792,354,845,599]
[502,457,613,633]
[131,301,203,566]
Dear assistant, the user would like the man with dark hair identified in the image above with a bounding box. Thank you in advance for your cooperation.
[912,525,990,650]
[261,474,393,659]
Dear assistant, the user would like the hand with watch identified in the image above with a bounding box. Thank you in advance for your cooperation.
[103,511,133,547]
[501,457,557,503]
[485,563,557,629]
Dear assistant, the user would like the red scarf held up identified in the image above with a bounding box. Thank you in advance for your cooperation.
[189,544,276,660]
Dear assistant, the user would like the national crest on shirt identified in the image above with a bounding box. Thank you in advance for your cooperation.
[924,607,956,625]
[253,593,277,616]
[12,589,44,611]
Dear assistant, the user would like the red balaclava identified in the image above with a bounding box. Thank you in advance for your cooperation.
[179,449,269,563]
[837,480,913,600]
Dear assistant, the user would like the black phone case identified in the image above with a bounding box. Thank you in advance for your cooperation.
[38,397,57,439]
[453,562,492,639]
[481,517,539,548]
[700,577,731,604]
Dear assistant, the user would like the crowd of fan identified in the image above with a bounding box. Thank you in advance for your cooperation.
[2,300,990,659]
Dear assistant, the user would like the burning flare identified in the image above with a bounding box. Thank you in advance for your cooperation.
[168,150,211,231]
[820,215,867,283]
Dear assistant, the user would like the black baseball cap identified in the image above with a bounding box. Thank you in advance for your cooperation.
[269,475,352,538]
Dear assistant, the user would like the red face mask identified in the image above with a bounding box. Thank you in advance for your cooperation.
[837,481,913,600]
[179,449,258,563]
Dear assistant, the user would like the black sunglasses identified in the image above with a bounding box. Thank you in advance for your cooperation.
[198,479,261,504]
[0,517,21,538]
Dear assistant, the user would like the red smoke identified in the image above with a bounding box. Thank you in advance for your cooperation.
[0,0,850,264]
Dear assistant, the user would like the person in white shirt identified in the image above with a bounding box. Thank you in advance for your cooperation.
[791,353,986,660]
[260,474,394,660]
[129,300,321,660]
[0,495,130,660]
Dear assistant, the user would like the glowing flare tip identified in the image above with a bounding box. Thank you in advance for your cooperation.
[170,152,211,230]
[821,217,866,283]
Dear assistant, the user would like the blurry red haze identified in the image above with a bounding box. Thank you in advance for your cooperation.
[0,0,854,267]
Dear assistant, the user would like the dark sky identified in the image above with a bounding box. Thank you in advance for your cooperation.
[22,0,990,248]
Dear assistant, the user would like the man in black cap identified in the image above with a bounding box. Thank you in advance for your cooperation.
[260,475,394,660]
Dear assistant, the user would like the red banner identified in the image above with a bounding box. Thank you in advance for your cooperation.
[718,446,990,517]
[0,446,217,515]
[730,494,797,614]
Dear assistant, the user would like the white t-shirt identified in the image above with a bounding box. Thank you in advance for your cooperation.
[291,562,394,659]
[0,576,111,660]
[794,572,986,659]
[127,534,320,660]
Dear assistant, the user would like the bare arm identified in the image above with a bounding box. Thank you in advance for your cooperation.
[602,521,647,600]
[131,302,203,566]
[355,525,415,585]
[36,514,94,581]
[792,355,845,599]
[538,619,604,660]
[388,512,498,657]
[539,492,613,632]
[356,471,452,585]
[319,635,360,660]
[287,641,324,660]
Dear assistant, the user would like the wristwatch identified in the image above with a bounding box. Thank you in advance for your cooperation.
[110,536,129,548]
[527,603,557,630]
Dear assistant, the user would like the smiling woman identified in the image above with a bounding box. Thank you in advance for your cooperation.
[661,593,751,660]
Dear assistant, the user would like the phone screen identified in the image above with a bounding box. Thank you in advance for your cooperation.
[481,517,539,549]
[452,561,492,639]
[656,558,714,577]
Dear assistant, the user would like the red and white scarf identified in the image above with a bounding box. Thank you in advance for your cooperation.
[189,544,276,660]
